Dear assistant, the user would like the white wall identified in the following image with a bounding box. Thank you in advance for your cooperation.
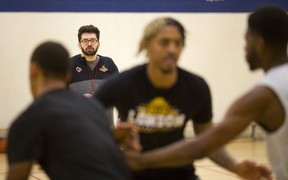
[0,12,263,129]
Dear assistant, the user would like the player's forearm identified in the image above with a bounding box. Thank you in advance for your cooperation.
[138,140,206,169]
[6,161,32,180]
[6,172,29,180]
[208,148,239,173]
[134,122,241,169]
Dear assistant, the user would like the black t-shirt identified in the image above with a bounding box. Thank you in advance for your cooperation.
[8,89,131,180]
[95,64,213,180]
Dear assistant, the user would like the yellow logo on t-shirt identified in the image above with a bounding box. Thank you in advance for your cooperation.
[128,97,185,133]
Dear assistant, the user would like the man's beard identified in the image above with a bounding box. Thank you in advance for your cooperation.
[246,49,260,71]
[81,47,98,56]
[160,67,174,74]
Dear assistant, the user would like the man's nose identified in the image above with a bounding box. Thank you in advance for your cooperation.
[167,43,178,53]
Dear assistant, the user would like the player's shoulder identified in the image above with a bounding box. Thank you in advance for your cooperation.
[102,64,145,87]
[178,67,208,86]
[10,97,48,129]
[119,64,146,79]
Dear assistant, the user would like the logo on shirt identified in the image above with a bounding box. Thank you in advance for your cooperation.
[99,65,108,72]
[127,97,185,133]
[76,66,82,73]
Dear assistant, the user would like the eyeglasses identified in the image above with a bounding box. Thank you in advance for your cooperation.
[80,39,99,45]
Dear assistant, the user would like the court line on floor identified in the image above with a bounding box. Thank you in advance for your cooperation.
[196,165,241,179]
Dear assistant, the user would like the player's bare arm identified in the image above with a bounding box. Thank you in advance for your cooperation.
[7,161,32,180]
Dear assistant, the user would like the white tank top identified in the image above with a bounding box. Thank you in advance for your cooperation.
[258,63,288,180]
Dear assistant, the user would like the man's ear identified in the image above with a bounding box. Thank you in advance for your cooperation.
[255,35,265,53]
[30,63,38,79]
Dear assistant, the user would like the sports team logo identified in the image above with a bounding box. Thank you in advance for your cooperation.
[76,66,82,73]
[99,65,108,72]
[128,97,185,133]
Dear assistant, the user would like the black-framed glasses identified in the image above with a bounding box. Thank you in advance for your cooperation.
[80,39,99,45]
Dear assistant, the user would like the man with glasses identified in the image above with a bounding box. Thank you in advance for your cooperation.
[69,25,118,124]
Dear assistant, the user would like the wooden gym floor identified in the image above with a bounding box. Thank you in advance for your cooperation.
[0,138,273,180]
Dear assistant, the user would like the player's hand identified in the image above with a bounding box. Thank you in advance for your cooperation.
[123,150,144,171]
[113,121,142,152]
[235,160,272,180]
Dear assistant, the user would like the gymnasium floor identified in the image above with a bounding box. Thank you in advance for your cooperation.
[0,138,272,180]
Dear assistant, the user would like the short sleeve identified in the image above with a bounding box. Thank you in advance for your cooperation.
[7,113,44,164]
[193,78,213,124]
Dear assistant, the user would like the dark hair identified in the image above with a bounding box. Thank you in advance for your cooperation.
[138,17,186,54]
[77,25,100,42]
[248,6,288,49]
[31,41,70,79]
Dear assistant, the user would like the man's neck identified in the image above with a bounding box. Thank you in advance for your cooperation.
[262,53,288,72]
[34,80,67,99]
[146,64,178,89]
